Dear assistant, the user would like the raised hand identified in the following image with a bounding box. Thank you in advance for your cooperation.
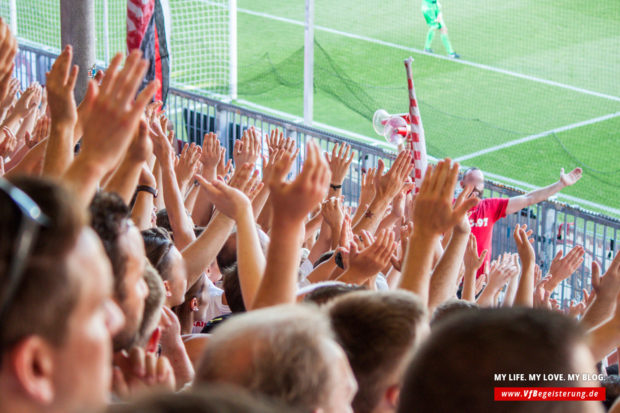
[266,129,295,155]
[321,196,345,232]
[267,140,329,225]
[375,150,414,202]
[560,167,582,187]
[175,142,202,191]
[545,245,585,292]
[359,168,377,207]
[0,18,17,80]
[112,346,175,400]
[338,228,397,284]
[25,115,50,148]
[464,233,487,274]
[513,224,536,307]
[46,47,78,127]
[195,175,251,221]
[413,159,479,237]
[513,224,535,266]
[79,51,157,172]
[150,115,175,168]
[326,142,354,187]
[233,126,261,168]
[0,125,16,157]
[199,132,221,178]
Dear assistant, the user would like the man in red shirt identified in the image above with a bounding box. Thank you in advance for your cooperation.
[461,166,583,276]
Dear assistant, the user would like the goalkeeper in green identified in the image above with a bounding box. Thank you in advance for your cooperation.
[422,0,459,58]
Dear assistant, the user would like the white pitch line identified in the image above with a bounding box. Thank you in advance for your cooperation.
[454,111,620,163]
[233,6,620,103]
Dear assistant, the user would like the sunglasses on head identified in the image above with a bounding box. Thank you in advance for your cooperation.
[0,178,49,321]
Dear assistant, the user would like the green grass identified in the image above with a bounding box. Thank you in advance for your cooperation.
[6,0,620,215]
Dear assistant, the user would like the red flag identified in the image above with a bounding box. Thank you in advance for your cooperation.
[127,0,170,103]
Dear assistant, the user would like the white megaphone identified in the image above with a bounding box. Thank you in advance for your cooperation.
[372,109,411,146]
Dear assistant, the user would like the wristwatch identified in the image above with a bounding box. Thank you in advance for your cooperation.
[136,185,158,198]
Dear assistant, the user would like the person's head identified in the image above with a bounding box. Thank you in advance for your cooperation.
[90,191,148,352]
[0,177,124,413]
[601,375,620,410]
[142,227,188,308]
[222,264,246,313]
[460,167,484,198]
[172,273,207,334]
[327,291,428,413]
[301,281,367,306]
[134,262,165,351]
[397,307,603,413]
[105,384,300,413]
[430,298,479,328]
[195,304,358,413]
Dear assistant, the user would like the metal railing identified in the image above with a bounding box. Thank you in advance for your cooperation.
[13,44,620,307]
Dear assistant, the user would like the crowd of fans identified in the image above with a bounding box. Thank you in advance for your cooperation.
[1,18,620,413]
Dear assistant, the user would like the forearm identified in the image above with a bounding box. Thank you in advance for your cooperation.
[580,294,617,331]
[16,111,37,143]
[352,197,389,235]
[251,185,270,219]
[477,283,501,307]
[235,207,265,310]
[4,140,47,178]
[304,212,324,244]
[461,269,477,302]
[131,193,155,230]
[191,168,216,226]
[104,160,143,205]
[42,122,75,177]
[399,230,439,307]
[513,260,535,307]
[252,220,304,309]
[507,181,564,215]
[153,161,166,210]
[62,155,106,206]
[428,230,469,311]
[502,274,520,307]
[385,266,402,290]
[307,221,332,264]
[160,335,195,389]
[306,256,337,284]
[351,202,369,228]
[181,213,234,286]
[162,166,196,250]
[587,319,620,362]
[184,183,199,216]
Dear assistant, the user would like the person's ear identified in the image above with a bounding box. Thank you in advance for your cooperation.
[9,336,56,405]
[190,297,199,312]
[162,280,172,297]
[385,384,401,408]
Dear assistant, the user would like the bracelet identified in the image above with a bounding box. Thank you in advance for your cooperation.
[136,185,158,198]
[330,183,342,190]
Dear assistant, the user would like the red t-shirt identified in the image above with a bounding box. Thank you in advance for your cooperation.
[469,198,509,276]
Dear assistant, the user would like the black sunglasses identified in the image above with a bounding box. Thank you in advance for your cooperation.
[0,178,49,321]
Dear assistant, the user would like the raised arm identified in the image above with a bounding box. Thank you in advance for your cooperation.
[252,140,331,309]
[399,159,479,307]
[505,168,582,215]
[512,224,536,306]
[62,51,157,206]
[428,187,474,311]
[150,119,196,250]
[42,46,78,177]
[195,175,265,310]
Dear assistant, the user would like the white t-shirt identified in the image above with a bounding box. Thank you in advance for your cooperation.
[191,277,231,334]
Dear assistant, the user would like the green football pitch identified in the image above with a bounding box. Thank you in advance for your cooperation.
[7,0,620,216]
[232,0,620,216]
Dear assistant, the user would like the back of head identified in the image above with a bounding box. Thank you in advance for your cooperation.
[195,304,335,412]
[0,176,85,354]
[106,384,300,413]
[303,281,366,306]
[430,298,479,327]
[89,191,131,291]
[327,290,427,413]
[142,227,174,280]
[398,307,599,413]
[222,263,246,313]
[135,262,165,348]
